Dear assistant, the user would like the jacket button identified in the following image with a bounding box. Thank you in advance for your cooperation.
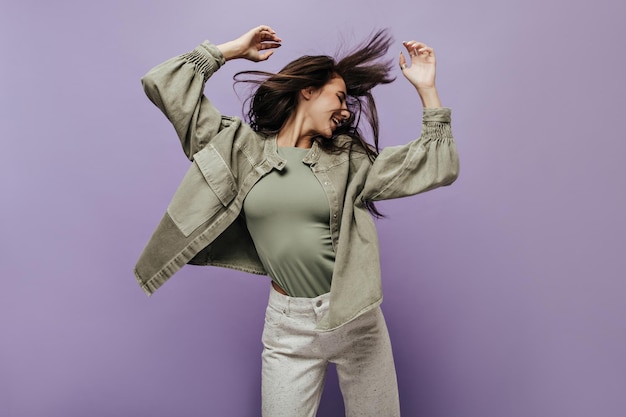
[316,300,322,307]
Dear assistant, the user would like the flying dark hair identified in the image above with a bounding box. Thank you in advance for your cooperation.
[234,29,394,216]
[234,29,395,157]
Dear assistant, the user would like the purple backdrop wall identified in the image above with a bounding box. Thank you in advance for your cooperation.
[2,0,625,416]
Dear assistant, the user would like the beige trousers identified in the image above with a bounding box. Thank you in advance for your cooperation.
[261,286,401,417]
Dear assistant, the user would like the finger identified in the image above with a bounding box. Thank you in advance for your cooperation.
[417,46,435,58]
[258,25,282,43]
[403,41,418,57]
[406,41,427,49]
[257,25,276,34]
[260,31,282,43]
[258,42,281,50]
[258,50,275,61]
[403,41,428,57]
[398,52,408,70]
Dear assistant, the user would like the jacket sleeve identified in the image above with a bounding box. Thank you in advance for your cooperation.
[361,107,460,201]
[141,41,228,159]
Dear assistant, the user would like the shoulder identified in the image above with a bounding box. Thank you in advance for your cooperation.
[332,135,374,170]
[234,120,270,159]
[323,135,374,177]
[333,135,370,158]
[204,115,266,157]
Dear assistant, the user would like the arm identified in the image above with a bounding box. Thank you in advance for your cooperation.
[361,41,459,201]
[361,108,458,201]
[141,26,281,159]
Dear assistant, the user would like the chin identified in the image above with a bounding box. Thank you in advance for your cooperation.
[317,130,333,140]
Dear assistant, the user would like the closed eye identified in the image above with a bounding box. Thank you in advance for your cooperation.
[337,91,347,105]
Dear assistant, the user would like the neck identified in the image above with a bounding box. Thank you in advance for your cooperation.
[277,113,314,148]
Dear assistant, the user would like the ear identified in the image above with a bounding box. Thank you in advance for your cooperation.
[300,87,314,100]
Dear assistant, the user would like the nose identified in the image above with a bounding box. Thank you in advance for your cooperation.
[339,108,351,121]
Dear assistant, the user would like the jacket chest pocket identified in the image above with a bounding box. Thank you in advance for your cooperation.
[167,145,237,237]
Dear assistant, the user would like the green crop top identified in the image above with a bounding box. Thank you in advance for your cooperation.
[243,147,335,297]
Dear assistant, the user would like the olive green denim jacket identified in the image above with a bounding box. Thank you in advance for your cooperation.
[134,41,459,330]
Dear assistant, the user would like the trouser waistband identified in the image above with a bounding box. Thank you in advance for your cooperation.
[268,284,330,316]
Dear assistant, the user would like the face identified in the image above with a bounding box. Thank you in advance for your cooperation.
[301,76,351,139]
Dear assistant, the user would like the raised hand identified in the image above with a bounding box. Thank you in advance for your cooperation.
[218,25,282,62]
[399,41,441,107]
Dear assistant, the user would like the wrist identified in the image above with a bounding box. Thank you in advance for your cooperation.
[216,41,241,61]
[415,86,441,108]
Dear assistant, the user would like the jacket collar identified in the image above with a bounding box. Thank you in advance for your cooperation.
[306,136,352,169]
[264,135,353,171]
[263,135,286,171]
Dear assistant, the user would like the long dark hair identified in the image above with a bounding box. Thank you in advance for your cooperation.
[234,29,394,157]
[234,29,394,216]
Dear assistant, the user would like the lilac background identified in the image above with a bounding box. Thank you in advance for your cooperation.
[2,0,625,416]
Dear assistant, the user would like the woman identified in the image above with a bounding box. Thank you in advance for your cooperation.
[135,25,459,417]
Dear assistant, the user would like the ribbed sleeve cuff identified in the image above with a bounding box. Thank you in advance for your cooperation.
[423,107,451,123]
[198,41,226,67]
[180,41,226,80]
